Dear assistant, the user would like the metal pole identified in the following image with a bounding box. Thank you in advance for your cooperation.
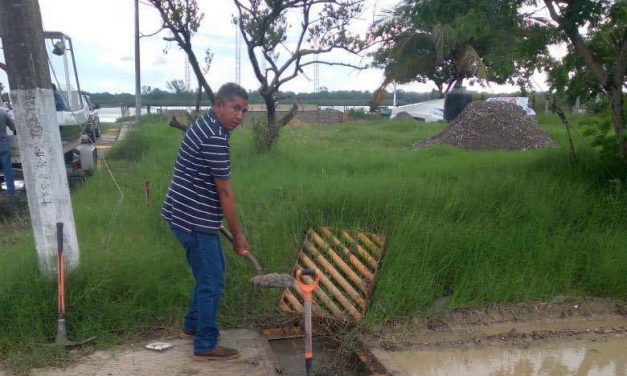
[393,81,397,107]
[67,37,84,107]
[134,0,141,122]
[61,36,72,109]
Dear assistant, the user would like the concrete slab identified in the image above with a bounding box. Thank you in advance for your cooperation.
[30,329,278,376]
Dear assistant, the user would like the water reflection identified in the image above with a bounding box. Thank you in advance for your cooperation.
[391,339,626,375]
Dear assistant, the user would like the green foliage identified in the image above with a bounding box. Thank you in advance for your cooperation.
[346,108,370,120]
[371,0,526,92]
[106,115,167,162]
[1,114,626,371]
[523,0,626,158]
[88,89,447,107]
[580,111,626,164]
[251,117,270,154]
[234,0,367,149]
[166,79,189,94]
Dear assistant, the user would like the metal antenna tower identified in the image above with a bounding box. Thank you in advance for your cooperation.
[235,20,241,84]
[184,55,191,91]
[313,53,319,92]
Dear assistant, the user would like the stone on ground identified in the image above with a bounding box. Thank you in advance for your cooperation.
[415,101,556,150]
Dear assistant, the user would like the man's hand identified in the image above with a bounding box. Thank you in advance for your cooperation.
[232,232,249,256]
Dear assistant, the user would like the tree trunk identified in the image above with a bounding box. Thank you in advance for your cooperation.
[263,94,279,149]
[607,87,626,160]
[194,83,202,119]
[0,0,80,277]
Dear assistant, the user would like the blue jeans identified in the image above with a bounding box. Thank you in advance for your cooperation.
[0,142,15,195]
[169,224,225,353]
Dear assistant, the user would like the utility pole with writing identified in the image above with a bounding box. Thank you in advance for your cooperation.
[0,0,80,276]
[134,0,141,122]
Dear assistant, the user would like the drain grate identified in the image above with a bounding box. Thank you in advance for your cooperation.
[279,227,385,322]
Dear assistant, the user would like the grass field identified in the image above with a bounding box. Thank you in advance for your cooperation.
[0,113,625,371]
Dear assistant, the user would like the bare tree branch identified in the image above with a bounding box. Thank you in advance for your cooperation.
[169,116,188,132]
[147,0,215,103]
[234,0,366,150]
[299,60,364,70]
[278,103,299,127]
[140,26,165,38]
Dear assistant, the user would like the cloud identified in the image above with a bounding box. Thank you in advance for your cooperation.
[152,56,168,65]
[1,0,527,96]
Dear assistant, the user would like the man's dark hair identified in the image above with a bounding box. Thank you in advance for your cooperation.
[215,83,248,104]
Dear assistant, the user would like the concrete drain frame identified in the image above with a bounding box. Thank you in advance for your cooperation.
[261,326,387,376]
[262,226,387,375]
[279,226,386,322]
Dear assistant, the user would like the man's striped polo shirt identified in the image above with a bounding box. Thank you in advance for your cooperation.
[162,110,230,233]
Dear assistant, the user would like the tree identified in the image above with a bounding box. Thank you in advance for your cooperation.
[371,0,526,96]
[147,0,215,102]
[166,79,188,94]
[234,0,367,150]
[525,0,626,160]
[141,85,153,95]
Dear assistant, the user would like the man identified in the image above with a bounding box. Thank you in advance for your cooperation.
[52,84,67,111]
[0,106,16,196]
[162,83,249,361]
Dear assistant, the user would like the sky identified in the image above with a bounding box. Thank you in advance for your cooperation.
[0,0,546,96]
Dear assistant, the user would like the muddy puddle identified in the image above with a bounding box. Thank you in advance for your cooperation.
[389,338,627,375]
[268,337,365,375]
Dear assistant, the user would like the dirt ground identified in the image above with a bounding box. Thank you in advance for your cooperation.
[2,298,625,375]
[25,329,278,376]
[363,297,627,352]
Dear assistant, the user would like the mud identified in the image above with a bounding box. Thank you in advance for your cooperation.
[365,298,627,375]
[367,298,627,349]
[250,273,294,289]
[268,337,364,376]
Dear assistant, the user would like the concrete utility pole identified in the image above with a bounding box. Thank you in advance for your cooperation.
[134,0,141,122]
[0,0,80,276]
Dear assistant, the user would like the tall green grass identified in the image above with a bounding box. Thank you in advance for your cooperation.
[0,113,625,371]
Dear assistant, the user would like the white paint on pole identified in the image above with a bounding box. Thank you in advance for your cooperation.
[11,88,79,275]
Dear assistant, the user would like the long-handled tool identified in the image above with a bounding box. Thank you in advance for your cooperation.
[219,226,294,288]
[53,222,96,348]
[295,268,320,376]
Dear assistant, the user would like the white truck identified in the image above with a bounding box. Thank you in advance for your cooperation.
[1,31,99,192]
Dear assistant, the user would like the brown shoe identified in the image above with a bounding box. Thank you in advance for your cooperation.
[179,328,195,340]
[193,346,240,361]
[179,328,221,343]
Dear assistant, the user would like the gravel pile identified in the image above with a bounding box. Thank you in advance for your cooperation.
[393,111,418,121]
[415,101,557,150]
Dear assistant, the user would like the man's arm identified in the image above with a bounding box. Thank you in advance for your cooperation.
[7,113,16,134]
[214,177,248,256]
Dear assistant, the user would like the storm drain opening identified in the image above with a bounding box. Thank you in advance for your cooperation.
[262,324,383,376]
[279,226,386,322]
[263,226,387,375]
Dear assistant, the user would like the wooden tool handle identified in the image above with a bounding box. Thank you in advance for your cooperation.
[219,226,263,275]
